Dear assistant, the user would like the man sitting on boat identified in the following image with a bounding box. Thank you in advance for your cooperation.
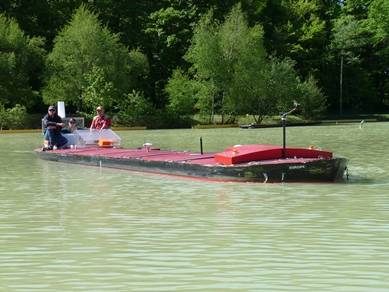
[61,118,84,133]
[42,106,68,150]
[90,106,111,130]
[67,118,77,133]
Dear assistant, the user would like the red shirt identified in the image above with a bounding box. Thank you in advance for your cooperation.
[91,115,111,130]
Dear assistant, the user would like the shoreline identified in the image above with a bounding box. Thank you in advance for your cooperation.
[1,118,387,134]
[0,126,147,134]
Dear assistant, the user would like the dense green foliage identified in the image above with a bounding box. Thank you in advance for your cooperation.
[0,104,30,129]
[0,0,388,128]
[0,14,45,109]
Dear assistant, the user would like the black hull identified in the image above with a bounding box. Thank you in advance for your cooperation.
[36,151,348,183]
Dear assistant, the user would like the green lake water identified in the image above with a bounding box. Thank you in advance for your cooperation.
[0,123,388,291]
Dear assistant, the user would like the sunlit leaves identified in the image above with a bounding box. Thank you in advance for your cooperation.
[168,3,328,123]
[298,75,328,120]
[368,0,389,52]
[43,5,148,112]
[0,14,45,109]
[330,15,367,64]
[165,69,195,117]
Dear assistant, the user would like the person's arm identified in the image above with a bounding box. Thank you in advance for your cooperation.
[55,116,65,128]
[43,115,57,130]
[90,117,96,130]
[43,115,56,127]
[101,116,111,129]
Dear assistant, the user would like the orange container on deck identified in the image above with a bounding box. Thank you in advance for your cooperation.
[98,140,114,148]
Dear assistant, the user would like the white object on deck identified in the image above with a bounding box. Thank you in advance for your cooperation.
[73,129,121,148]
[143,143,153,151]
[58,101,66,118]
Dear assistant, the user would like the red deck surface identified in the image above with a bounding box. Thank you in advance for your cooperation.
[41,144,331,166]
[215,144,332,165]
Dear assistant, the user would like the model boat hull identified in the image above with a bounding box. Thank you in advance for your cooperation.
[35,145,348,183]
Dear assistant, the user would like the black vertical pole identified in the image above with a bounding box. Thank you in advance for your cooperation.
[282,117,286,159]
[282,101,299,160]
[340,56,343,115]
[200,137,203,155]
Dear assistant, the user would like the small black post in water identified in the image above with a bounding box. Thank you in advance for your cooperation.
[200,136,203,155]
[282,100,300,159]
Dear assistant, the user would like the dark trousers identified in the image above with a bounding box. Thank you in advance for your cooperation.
[44,129,68,148]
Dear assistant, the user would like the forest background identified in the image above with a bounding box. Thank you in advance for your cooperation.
[0,0,388,129]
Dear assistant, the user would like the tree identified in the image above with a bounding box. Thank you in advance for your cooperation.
[143,5,195,108]
[0,104,30,130]
[0,14,45,109]
[270,0,328,76]
[367,0,389,108]
[42,5,148,113]
[165,69,196,117]
[324,1,385,113]
[368,0,389,48]
[260,56,300,123]
[168,3,328,124]
[184,4,269,123]
[115,90,154,126]
[298,75,328,121]
[184,9,223,122]
[140,0,240,108]
[217,5,268,122]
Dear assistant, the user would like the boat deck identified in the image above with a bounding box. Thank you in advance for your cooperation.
[35,145,331,166]
[35,144,348,183]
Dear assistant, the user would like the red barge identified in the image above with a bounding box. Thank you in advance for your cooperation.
[35,132,348,183]
[35,102,349,183]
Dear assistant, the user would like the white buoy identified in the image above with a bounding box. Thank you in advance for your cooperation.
[143,143,153,152]
[57,101,66,118]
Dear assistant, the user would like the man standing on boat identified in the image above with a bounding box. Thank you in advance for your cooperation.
[90,106,111,130]
[42,106,68,150]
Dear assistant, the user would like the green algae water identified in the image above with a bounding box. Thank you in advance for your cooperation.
[1,123,389,291]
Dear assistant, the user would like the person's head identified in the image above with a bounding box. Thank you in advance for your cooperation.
[69,118,77,127]
[48,106,56,116]
[96,106,104,117]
